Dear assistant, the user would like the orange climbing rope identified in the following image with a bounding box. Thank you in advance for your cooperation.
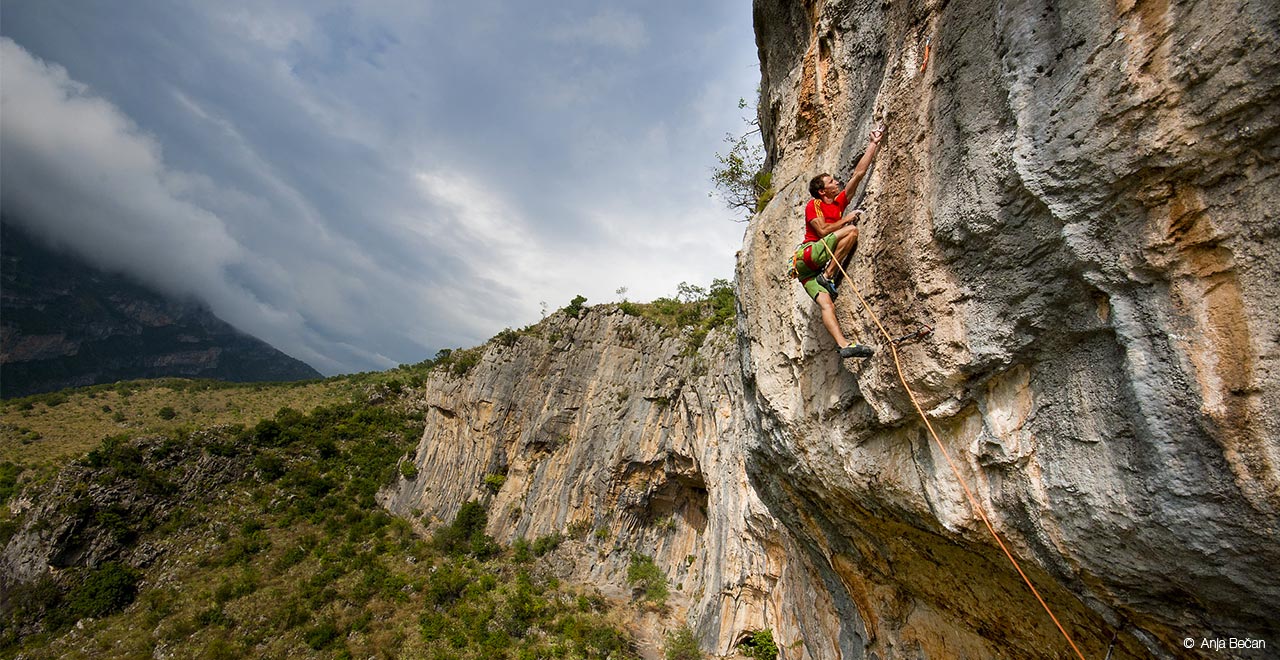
[826,254,1090,660]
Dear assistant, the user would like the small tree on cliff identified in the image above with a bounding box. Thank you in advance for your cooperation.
[711,97,774,220]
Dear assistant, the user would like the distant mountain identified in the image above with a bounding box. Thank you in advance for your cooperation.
[0,220,321,398]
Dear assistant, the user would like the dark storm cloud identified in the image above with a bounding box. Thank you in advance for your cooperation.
[0,1,758,374]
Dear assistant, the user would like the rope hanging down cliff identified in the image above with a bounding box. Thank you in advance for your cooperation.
[822,33,1092,660]
[827,255,1090,660]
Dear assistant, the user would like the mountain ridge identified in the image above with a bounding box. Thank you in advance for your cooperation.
[1,220,320,398]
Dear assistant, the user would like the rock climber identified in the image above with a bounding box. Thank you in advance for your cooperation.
[790,124,884,359]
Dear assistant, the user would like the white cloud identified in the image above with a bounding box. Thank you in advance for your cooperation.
[0,0,760,374]
[0,38,243,300]
[0,38,413,374]
[548,9,648,52]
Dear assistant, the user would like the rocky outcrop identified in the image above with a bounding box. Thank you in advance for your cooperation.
[737,0,1279,657]
[1,221,321,398]
[390,1,1278,658]
[0,431,248,625]
[380,310,785,650]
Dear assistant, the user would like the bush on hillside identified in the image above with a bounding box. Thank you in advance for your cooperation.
[664,625,702,659]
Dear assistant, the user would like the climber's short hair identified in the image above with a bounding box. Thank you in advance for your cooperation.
[809,174,831,199]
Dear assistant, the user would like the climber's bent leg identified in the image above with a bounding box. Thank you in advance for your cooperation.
[823,226,859,280]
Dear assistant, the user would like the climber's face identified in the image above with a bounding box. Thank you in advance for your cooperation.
[821,175,840,198]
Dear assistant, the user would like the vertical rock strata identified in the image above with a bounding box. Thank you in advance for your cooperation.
[388,1,1277,658]
[739,0,1279,657]
[381,311,785,652]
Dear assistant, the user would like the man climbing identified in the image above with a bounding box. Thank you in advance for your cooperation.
[791,125,884,359]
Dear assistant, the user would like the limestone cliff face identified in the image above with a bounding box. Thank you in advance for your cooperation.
[380,310,783,651]
[737,0,1279,657]
[386,1,1277,658]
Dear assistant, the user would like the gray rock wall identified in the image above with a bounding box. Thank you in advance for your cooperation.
[383,1,1278,657]
[739,0,1279,657]
[379,310,788,653]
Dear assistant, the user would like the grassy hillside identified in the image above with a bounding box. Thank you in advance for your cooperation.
[1,381,639,659]
[0,287,739,659]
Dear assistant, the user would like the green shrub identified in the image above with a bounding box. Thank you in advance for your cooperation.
[400,461,419,479]
[305,621,340,649]
[448,347,481,373]
[274,545,308,573]
[254,453,286,481]
[511,537,532,563]
[425,563,470,606]
[434,501,496,558]
[739,629,779,660]
[482,473,506,493]
[609,279,735,345]
[195,605,233,627]
[664,625,702,660]
[493,328,520,347]
[64,562,140,621]
[564,294,588,318]
[213,570,259,604]
[566,519,592,540]
[0,462,24,506]
[626,553,668,607]
[252,419,284,446]
[532,532,562,557]
[157,406,177,420]
[271,598,311,630]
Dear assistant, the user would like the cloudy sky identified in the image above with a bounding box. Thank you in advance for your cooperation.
[0,1,760,375]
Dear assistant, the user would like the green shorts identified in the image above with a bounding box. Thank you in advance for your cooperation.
[790,233,840,300]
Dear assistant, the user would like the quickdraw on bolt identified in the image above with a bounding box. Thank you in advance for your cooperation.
[892,323,933,346]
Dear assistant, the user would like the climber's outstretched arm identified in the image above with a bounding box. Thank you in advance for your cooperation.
[843,125,885,198]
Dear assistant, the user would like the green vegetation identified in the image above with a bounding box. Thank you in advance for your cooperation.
[566,519,593,540]
[0,379,639,659]
[426,346,485,377]
[483,473,507,493]
[739,629,780,660]
[711,97,774,219]
[433,500,500,560]
[617,278,736,352]
[532,532,563,557]
[564,294,588,319]
[0,282,746,658]
[626,553,669,608]
[664,625,703,660]
[0,461,23,505]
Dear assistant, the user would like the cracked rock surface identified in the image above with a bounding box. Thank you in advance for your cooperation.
[737,0,1279,657]
[388,1,1278,657]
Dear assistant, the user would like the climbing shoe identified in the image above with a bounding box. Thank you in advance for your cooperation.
[815,273,839,299]
[839,343,874,359]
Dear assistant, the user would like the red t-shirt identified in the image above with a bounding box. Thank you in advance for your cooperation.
[802,190,849,243]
